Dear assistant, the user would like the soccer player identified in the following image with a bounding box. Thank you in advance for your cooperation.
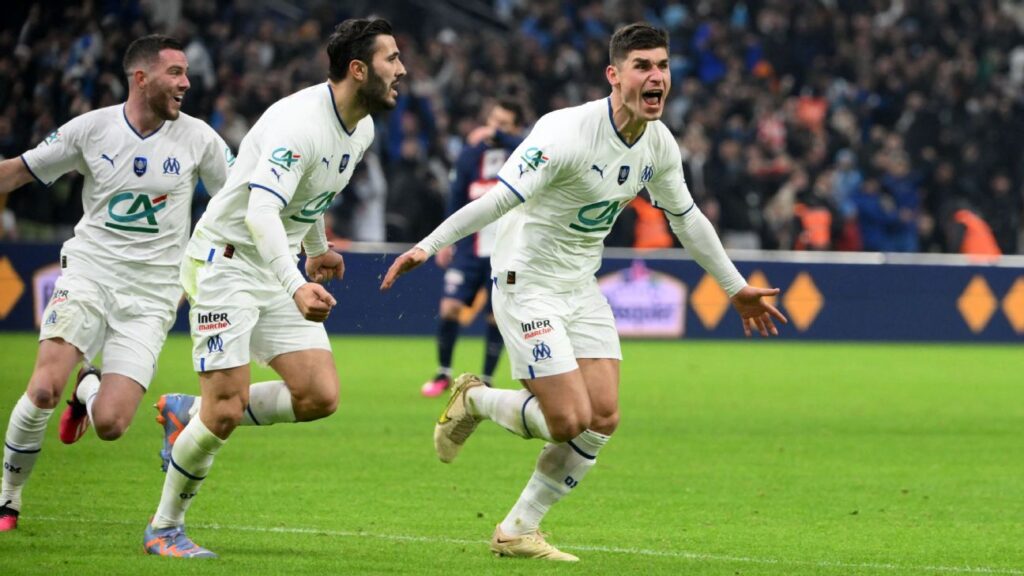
[421,99,525,397]
[143,18,404,558]
[381,23,787,561]
[0,35,231,533]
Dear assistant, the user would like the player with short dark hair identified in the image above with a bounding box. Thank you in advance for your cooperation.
[143,18,404,558]
[0,34,232,533]
[382,22,786,561]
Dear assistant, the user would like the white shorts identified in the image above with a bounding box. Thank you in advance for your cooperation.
[39,268,176,389]
[181,249,331,372]
[491,279,621,380]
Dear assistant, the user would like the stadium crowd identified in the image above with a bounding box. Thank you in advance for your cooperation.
[1,0,1022,255]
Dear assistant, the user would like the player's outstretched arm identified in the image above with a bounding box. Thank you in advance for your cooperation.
[0,158,36,195]
[380,247,428,290]
[730,286,787,337]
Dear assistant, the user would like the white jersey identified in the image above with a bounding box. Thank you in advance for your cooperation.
[21,104,232,286]
[493,97,693,288]
[190,83,374,258]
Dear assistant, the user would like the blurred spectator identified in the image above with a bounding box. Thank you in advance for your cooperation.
[0,0,1021,255]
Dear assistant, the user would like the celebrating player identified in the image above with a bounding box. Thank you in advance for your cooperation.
[143,18,404,558]
[381,23,786,561]
[421,99,525,397]
[0,35,232,532]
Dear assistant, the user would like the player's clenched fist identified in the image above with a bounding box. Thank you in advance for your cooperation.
[293,282,337,322]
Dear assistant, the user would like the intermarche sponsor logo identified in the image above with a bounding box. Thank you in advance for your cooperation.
[520,319,553,340]
[50,289,69,305]
[197,312,230,332]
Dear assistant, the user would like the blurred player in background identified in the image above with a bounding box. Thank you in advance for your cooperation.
[0,35,232,532]
[421,99,525,397]
[143,18,404,558]
[382,23,786,561]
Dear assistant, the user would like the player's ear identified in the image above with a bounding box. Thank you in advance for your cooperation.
[605,63,619,87]
[349,59,367,82]
[132,68,147,89]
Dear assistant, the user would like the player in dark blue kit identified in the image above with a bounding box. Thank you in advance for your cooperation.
[421,99,525,397]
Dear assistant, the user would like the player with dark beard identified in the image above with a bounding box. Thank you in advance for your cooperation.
[144,18,404,558]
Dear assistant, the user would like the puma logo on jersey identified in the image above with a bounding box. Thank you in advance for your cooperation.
[100,153,116,167]
[270,167,282,182]
[321,157,329,169]
[591,164,606,178]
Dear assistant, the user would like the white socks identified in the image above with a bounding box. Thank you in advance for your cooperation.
[466,387,552,441]
[75,371,101,424]
[2,395,54,512]
[499,429,610,536]
[188,381,296,426]
[152,416,224,529]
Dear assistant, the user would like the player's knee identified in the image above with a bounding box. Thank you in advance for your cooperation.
[589,409,619,436]
[93,415,130,441]
[207,396,246,431]
[295,385,338,421]
[547,414,588,443]
[26,378,62,409]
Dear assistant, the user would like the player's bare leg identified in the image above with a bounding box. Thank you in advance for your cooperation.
[269,349,339,422]
[2,339,80,530]
[146,365,248,558]
[491,359,619,561]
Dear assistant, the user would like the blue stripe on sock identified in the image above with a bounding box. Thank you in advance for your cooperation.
[520,394,536,439]
[245,404,261,425]
[169,455,206,481]
[567,440,596,460]
[4,442,40,454]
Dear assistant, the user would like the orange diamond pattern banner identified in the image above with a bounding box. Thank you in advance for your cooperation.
[956,275,997,334]
[0,257,25,319]
[1000,277,1024,334]
[781,272,823,331]
[691,273,730,330]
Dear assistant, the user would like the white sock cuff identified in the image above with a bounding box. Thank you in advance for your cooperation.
[188,416,226,453]
[6,395,53,446]
[568,429,610,459]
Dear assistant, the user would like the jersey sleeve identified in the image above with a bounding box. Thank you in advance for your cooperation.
[197,128,233,197]
[19,116,87,186]
[246,123,311,207]
[494,116,570,203]
[645,128,696,217]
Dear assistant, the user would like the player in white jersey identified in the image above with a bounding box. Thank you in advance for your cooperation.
[0,35,230,534]
[143,18,405,558]
[382,23,787,561]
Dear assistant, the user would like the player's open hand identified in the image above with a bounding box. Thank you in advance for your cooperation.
[293,282,336,322]
[306,245,345,283]
[730,285,788,337]
[380,247,429,291]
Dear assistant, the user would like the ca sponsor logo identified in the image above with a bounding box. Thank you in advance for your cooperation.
[197,312,230,332]
[163,157,181,175]
[570,199,626,233]
[42,129,61,146]
[520,319,553,340]
[105,192,167,234]
[289,190,336,223]
[532,341,552,362]
[519,147,549,172]
[269,147,302,171]
[207,335,224,353]
[224,146,236,167]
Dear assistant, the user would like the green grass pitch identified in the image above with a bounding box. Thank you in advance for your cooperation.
[0,332,1021,575]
